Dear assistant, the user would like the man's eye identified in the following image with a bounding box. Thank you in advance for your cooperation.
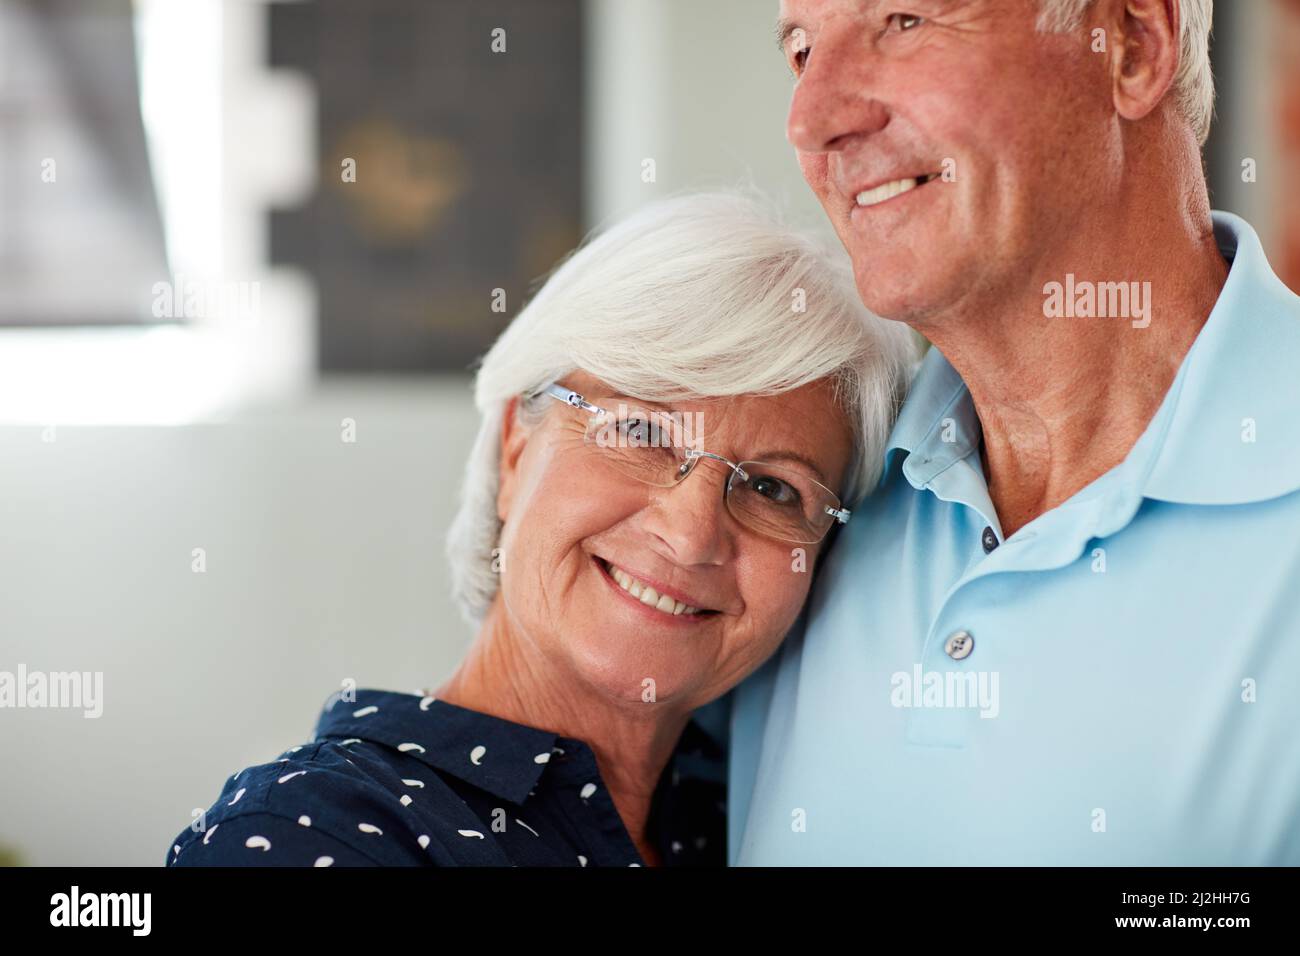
[788,42,811,75]
[885,13,925,32]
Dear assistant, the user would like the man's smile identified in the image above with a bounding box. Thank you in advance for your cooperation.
[851,172,942,210]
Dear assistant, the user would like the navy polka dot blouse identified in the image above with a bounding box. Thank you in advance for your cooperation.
[166,688,726,867]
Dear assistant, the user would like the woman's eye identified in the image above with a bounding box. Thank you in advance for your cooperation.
[885,13,925,32]
[749,474,801,507]
[619,417,652,443]
[618,416,673,448]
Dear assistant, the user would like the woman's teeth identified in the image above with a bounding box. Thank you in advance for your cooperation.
[856,176,923,208]
[605,561,701,617]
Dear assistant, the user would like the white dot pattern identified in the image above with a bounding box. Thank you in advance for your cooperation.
[165,688,724,867]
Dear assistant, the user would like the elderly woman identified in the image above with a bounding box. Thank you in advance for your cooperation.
[166,191,916,867]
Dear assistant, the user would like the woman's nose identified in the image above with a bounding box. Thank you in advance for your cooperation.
[638,458,736,567]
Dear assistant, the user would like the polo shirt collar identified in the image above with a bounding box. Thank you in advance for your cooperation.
[1142,211,1300,505]
[882,342,978,488]
[881,211,1300,514]
[881,343,999,535]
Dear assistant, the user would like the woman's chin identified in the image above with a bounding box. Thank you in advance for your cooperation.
[559,630,705,707]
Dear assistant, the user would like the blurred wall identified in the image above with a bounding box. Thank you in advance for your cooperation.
[1207,0,1288,267]
[0,380,479,866]
[584,0,829,234]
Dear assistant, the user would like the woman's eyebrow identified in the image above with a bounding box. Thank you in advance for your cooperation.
[607,393,671,411]
[604,397,825,477]
[751,450,828,484]
[608,393,722,415]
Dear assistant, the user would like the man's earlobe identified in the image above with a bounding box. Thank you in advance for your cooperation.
[1110,0,1180,127]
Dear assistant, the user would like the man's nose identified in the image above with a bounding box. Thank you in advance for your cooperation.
[786,23,890,154]
[639,458,737,567]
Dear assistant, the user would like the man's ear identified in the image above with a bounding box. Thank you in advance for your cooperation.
[497,396,531,524]
[1108,0,1180,129]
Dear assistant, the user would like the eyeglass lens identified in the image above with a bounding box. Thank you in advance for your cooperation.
[580,401,838,544]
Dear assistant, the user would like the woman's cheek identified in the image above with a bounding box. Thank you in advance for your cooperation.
[755,555,814,629]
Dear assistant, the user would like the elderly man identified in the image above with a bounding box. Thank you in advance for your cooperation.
[730,0,1300,863]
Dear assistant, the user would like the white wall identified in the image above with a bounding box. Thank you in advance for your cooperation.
[583,0,831,235]
[0,380,482,865]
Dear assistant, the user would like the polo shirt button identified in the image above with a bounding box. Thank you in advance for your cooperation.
[944,630,974,660]
[981,526,999,553]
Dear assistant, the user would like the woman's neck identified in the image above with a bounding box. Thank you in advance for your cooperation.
[430,597,691,865]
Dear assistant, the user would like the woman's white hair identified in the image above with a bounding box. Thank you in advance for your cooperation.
[1038,0,1215,146]
[445,189,920,626]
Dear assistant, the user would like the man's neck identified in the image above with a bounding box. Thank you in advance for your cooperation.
[919,190,1229,539]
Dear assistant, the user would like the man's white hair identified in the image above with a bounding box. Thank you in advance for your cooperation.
[445,189,920,626]
[1038,0,1215,145]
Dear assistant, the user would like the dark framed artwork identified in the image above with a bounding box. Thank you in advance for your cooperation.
[269,0,584,372]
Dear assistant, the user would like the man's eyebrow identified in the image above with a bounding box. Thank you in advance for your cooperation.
[773,17,804,53]
[776,0,959,52]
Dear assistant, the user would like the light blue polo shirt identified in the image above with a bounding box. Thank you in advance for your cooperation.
[728,211,1300,865]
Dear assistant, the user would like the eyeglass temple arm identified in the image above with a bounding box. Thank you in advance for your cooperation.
[539,382,604,415]
[826,505,851,524]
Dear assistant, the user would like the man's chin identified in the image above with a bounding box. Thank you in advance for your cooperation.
[848,256,969,326]
[851,277,932,325]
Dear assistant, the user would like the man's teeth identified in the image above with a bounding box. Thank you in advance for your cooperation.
[606,562,701,617]
[856,176,921,208]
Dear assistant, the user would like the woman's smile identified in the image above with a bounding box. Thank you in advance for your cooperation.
[592,555,722,626]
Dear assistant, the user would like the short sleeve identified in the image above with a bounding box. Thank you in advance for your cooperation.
[167,811,385,867]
